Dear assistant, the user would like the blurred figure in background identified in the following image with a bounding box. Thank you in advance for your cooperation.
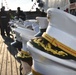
[0,6,10,37]
[7,9,14,36]
[8,9,14,20]
[16,7,26,21]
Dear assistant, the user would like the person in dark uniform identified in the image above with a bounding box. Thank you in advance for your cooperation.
[7,9,14,36]
[16,7,26,21]
[11,7,26,51]
[8,9,14,20]
[0,6,10,37]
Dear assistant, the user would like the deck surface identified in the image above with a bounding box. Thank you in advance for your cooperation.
[0,34,20,75]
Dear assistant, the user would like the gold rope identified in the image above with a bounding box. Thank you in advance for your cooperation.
[17,50,31,58]
[42,32,76,57]
[33,38,67,57]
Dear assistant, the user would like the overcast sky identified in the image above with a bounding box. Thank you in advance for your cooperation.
[0,0,37,11]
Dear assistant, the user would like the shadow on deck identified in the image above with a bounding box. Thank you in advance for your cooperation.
[0,35,20,75]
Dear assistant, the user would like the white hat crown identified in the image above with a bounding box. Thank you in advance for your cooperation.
[46,8,76,50]
[36,17,48,29]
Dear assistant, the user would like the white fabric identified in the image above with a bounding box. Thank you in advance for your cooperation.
[47,8,76,37]
[46,25,76,50]
[24,19,39,33]
[46,8,76,50]
[36,17,48,29]
[27,42,76,75]
[24,19,37,27]
[26,8,76,75]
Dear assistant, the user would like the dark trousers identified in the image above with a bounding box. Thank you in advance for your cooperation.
[1,25,10,36]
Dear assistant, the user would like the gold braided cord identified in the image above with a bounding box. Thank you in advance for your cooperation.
[33,38,68,57]
[17,50,31,58]
[42,32,76,57]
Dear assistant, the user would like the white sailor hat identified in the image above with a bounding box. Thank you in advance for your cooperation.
[27,8,76,75]
[34,17,48,37]
[45,8,76,56]
[36,17,48,29]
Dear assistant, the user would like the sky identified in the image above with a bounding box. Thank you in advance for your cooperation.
[0,0,38,11]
